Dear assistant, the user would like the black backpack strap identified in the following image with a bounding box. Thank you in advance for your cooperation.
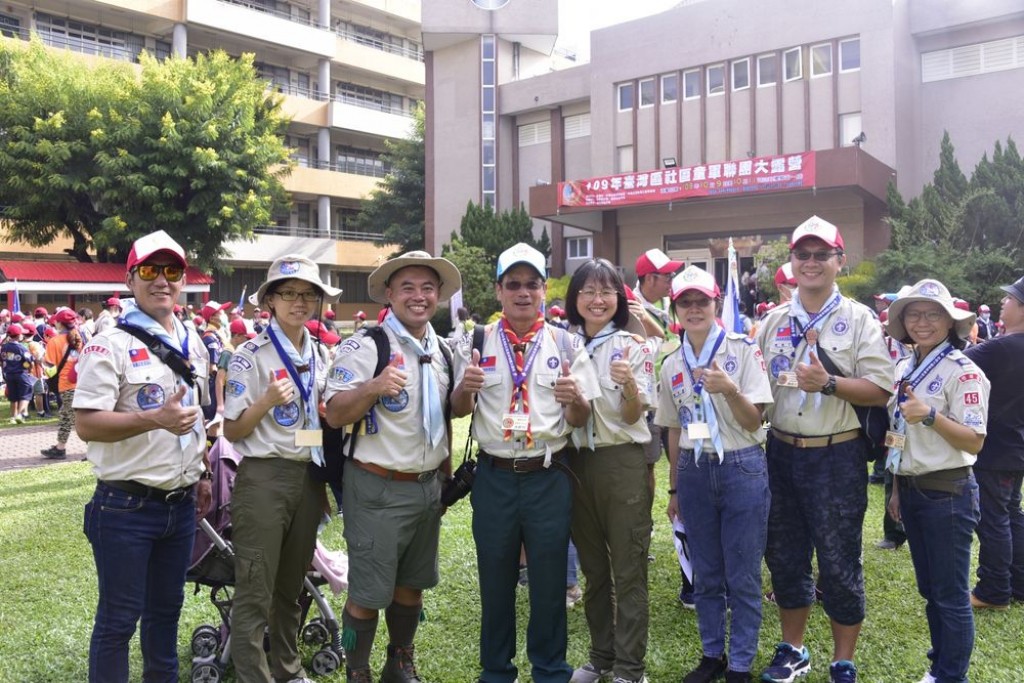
[116,322,196,387]
[345,326,390,459]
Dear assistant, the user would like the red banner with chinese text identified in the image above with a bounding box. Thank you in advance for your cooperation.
[557,152,816,208]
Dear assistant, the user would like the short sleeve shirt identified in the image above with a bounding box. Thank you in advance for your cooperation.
[223,332,328,462]
[655,333,774,451]
[323,327,450,472]
[756,297,893,434]
[72,327,210,489]
[891,350,990,476]
[584,330,654,447]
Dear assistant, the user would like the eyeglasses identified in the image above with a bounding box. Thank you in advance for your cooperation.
[792,250,842,262]
[502,280,543,291]
[134,264,185,282]
[675,296,713,310]
[902,310,946,324]
[578,288,618,301]
[274,290,320,302]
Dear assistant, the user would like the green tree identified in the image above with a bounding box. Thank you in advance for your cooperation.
[0,42,293,271]
[449,201,551,276]
[352,103,426,256]
[442,238,499,321]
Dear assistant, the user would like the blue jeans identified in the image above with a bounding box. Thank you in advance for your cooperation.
[973,469,1024,604]
[84,482,196,683]
[900,475,980,683]
[677,446,770,672]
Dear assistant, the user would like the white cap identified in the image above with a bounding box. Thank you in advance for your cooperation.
[496,243,547,280]
[670,266,721,300]
[790,215,845,250]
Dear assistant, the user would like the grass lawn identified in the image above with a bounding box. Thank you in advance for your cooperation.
[1,416,1020,682]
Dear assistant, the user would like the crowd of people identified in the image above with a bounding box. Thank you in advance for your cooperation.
[5,219,1021,683]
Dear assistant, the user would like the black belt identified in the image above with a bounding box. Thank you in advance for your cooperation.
[898,466,972,495]
[102,480,194,504]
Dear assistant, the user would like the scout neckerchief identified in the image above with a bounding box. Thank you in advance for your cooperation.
[572,322,619,451]
[885,341,953,473]
[681,323,727,463]
[120,298,199,450]
[788,285,843,409]
[498,315,546,448]
[267,317,323,466]
[384,310,445,449]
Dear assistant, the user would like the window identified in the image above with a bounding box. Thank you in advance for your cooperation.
[564,113,591,139]
[518,121,552,146]
[481,34,497,208]
[639,78,656,107]
[707,64,725,96]
[0,13,20,38]
[757,54,777,86]
[296,203,311,230]
[661,73,678,103]
[732,59,750,91]
[683,70,701,99]
[839,112,862,147]
[618,82,635,111]
[784,47,802,81]
[566,237,592,259]
[840,38,861,72]
[617,145,634,173]
[811,44,832,77]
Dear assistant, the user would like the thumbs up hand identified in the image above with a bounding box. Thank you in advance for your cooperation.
[373,353,408,398]
[158,384,201,435]
[796,351,830,391]
[900,385,932,424]
[609,345,634,387]
[459,348,486,394]
[702,360,738,396]
[554,356,582,406]
[264,369,296,406]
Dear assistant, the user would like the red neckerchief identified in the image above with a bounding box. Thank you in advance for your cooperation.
[500,315,545,447]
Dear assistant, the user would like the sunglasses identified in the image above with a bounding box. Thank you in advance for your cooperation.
[134,264,185,282]
[675,296,713,309]
[501,280,544,291]
[791,250,842,262]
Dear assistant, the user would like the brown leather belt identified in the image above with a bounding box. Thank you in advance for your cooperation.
[352,460,438,483]
[898,466,972,495]
[770,428,861,449]
[480,452,548,473]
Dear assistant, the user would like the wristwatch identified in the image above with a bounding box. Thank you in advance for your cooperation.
[821,375,838,396]
[922,406,937,427]
[199,470,213,481]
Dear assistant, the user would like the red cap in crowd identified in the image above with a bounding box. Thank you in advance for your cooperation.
[305,320,341,345]
[48,309,78,327]
[635,249,684,277]
[21,321,37,335]
[34,306,48,317]
[105,297,122,309]
[200,301,233,321]
[324,309,336,320]
[6,323,25,336]
[229,319,249,336]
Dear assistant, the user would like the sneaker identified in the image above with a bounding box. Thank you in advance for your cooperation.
[41,447,67,460]
[380,644,422,683]
[518,564,529,587]
[760,643,810,683]
[347,669,373,683]
[725,673,752,683]
[678,587,695,610]
[570,662,612,683]
[970,593,1009,610]
[566,584,583,609]
[612,677,647,683]
[8,418,19,425]
[875,538,903,550]
[683,654,727,683]
[284,678,314,683]
[828,660,857,683]
[916,673,937,683]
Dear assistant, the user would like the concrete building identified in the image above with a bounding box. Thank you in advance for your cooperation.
[422,0,1024,283]
[0,0,423,318]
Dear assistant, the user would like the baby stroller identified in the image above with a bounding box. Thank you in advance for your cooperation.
[187,438,348,683]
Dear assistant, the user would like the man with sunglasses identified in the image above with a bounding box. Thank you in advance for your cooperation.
[74,230,212,683]
[755,217,892,683]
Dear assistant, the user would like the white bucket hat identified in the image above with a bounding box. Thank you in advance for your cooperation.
[367,251,462,304]
[886,278,975,342]
[250,255,342,305]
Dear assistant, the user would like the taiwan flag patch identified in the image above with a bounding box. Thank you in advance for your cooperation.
[775,326,792,338]
[274,368,289,381]
[671,372,685,390]
[129,348,150,366]
[479,356,497,373]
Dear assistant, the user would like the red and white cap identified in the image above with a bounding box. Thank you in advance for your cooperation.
[774,262,797,287]
[790,215,845,250]
[126,230,188,270]
[200,300,233,321]
[670,266,720,300]
[636,248,684,277]
[354,310,366,320]
[229,319,249,336]
[6,323,25,336]
[978,304,990,313]
[105,297,122,309]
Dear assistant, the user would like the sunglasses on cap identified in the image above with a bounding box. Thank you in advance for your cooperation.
[133,264,185,282]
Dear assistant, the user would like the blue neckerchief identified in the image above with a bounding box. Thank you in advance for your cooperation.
[572,322,619,451]
[267,318,323,466]
[788,286,842,410]
[120,298,199,450]
[681,323,727,463]
[383,311,445,449]
[886,341,953,473]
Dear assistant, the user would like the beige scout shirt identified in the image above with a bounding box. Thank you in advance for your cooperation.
[655,333,774,451]
[452,322,599,458]
[322,326,450,473]
[756,297,893,435]
[584,330,654,447]
[223,332,328,462]
[892,350,990,476]
[73,326,209,489]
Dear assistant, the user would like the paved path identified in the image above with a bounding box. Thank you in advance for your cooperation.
[0,420,87,472]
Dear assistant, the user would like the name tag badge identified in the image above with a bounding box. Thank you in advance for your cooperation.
[501,413,530,432]
[687,422,712,440]
[295,429,323,447]
[884,431,906,450]
[777,371,799,388]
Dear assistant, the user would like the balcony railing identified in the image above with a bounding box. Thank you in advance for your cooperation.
[333,93,412,117]
[219,0,322,29]
[270,82,328,101]
[315,160,391,179]
[334,28,424,62]
[252,225,383,242]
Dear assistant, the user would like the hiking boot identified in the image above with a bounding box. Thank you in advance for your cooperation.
[683,654,727,682]
[570,662,612,683]
[875,538,903,550]
[828,660,857,683]
[380,644,421,683]
[348,667,374,683]
[760,643,810,682]
[41,447,66,459]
